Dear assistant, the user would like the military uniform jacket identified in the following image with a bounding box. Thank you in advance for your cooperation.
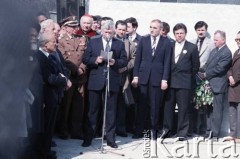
[58,33,87,84]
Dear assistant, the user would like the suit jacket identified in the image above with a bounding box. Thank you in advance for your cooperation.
[228,49,240,102]
[133,33,142,47]
[35,50,67,105]
[133,35,172,86]
[206,45,232,93]
[190,37,215,69]
[170,41,200,89]
[82,36,128,92]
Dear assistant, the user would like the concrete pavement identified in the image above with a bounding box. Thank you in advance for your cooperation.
[53,134,240,159]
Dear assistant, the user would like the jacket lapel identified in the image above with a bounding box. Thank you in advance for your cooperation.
[99,36,104,55]
[154,37,163,55]
[232,49,240,64]
[207,46,225,66]
[199,39,208,57]
[176,41,188,65]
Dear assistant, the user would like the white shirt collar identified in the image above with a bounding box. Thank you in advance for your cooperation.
[39,47,49,57]
[176,40,185,46]
[129,33,136,41]
[102,37,112,48]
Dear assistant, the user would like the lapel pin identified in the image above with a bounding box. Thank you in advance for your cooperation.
[183,50,187,54]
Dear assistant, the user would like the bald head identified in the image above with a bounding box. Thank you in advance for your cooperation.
[80,15,93,32]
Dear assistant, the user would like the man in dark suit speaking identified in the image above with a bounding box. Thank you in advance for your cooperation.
[131,19,172,139]
[82,20,127,148]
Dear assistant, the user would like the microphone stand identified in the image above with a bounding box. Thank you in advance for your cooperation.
[100,41,110,153]
[99,37,125,157]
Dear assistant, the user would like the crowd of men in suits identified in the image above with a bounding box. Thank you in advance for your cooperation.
[9,10,240,159]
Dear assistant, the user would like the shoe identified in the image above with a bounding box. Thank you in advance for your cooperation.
[107,141,118,148]
[81,140,92,147]
[116,131,128,137]
[223,136,235,142]
[175,137,187,142]
[160,130,170,139]
[51,141,57,147]
[132,133,143,139]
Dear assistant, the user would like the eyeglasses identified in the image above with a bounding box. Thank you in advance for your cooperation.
[235,39,240,42]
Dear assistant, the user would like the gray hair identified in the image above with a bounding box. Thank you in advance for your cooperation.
[80,15,93,25]
[40,19,54,33]
[101,20,114,31]
[151,19,163,28]
[214,30,226,40]
[38,32,53,47]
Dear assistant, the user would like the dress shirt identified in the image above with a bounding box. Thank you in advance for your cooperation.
[102,37,112,52]
[175,41,185,63]
[129,33,136,41]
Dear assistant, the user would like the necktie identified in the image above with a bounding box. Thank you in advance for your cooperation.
[197,39,201,52]
[128,35,132,41]
[105,41,110,52]
[152,37,156,56]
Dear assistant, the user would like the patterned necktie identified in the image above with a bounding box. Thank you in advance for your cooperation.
[105,41,110,52]
[152,37,156,56]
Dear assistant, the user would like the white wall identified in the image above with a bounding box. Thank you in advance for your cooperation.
[89,0,240,53]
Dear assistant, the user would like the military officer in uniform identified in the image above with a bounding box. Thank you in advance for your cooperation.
[57,18,87,139]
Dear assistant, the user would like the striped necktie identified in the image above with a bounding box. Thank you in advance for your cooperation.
[152,37,156,56]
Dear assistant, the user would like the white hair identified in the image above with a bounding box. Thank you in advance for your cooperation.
[80,15,93,25]
[40,19,54,33]
[38,32,54,47]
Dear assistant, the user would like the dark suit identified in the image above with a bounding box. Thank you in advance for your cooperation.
[205,45,232,137]
[82,36,127,143]
[164,41,199,137]
[116,38,136,135]
[133,35,172,137]
[35,49,67,157]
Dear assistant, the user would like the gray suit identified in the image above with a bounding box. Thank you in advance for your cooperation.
[205,45,232,137]
[190,37,215,68]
